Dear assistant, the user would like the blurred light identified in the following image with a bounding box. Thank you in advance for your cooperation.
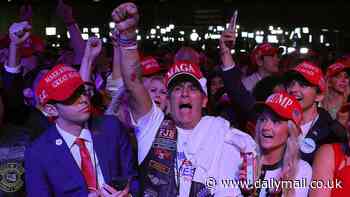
[109,32,112,37]
[166,27,171,32]
[302,27,309,34]
[157,36,160,39]
[150,29,156,35]
[83,28,89,33]
[240,49,246,53]
[102,38,107,43]
[285,31,289,35]
[156,25,160,29]
[137,35,141,41]
[321,29,329,32]
[146,36,150,39]
[179,31,185,35]
[300,47,309,54]
[57,35,61,38]
[248,33,254,38]
[162,37,169,42]
[52,44,56,47]
[45,27,56,36]
[67,31,70,38]
[217,26,225,31]
[160,28,166,34]
[231,49,235,54]
[169,24,175,29]
[93,0,100,2]
[95,33,100,38]
[109,22,115,29]
[91,27,99,33]
[309,35,312,43]
[204,33,210,40]
[236,25,240,29]
[275,30,283,34]
[202,44,206,50]
[190,32,199,41]
[151,35,155,39]
[325,43,330,47]
[241,32,248,38]
[320,35,324,43]
[287,47,296,53]
[56,44,60,47]
[255,36,264,43]
[192,29,196,33]
[211,34,221,39]
[279,46,287,55]
[136,29,139,34]
[81,34,89,40]
[267,35,278,43]
[208,26,213,31]
[269,25,274,31]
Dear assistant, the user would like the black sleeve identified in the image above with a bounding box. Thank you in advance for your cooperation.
[221,66,257,122]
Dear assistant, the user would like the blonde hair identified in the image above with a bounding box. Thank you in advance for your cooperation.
[255,120,300,197]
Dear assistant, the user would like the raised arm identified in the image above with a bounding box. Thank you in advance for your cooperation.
[111,3,152,121]
[80,37,102,82]
[219,29,257,123]
[8,21,31,70]
[56,0,85,65]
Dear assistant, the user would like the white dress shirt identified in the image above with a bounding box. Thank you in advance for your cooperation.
[56,124,105,189]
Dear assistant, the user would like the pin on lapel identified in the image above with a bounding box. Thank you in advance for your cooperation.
[55,139,63,146]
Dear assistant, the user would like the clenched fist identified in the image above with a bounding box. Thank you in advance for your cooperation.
[111,3,139,48]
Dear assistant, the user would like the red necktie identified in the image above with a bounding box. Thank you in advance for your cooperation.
[75,138,97,191]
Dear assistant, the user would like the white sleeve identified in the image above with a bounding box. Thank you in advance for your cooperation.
[214,143,243,197]
[105,78,125,116]
[294,160,312,197]
[131,102,165,164]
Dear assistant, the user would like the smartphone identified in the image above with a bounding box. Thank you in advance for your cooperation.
[109,178,129,191]
[225,10,238,49]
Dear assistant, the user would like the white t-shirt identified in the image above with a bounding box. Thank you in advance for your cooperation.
[258,160,312,197]
[132,103,257,197]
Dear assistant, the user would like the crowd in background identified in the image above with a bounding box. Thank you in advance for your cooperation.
[1,1,350,197]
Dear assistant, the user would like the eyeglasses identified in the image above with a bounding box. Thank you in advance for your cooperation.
[49,85,90,106]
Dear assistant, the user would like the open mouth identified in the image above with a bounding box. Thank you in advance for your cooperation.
[179,103,192,109]
[154,100,161,105]
[262,132,274,139]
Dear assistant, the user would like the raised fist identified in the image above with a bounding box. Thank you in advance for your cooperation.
[219,30,236,51]
[9,21,31,45]
[111,3,139,47]
[85,37,102,60]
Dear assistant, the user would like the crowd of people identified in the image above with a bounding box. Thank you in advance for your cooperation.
[0,1,350,197]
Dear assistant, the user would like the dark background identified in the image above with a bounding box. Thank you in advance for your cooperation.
[1,0,350,50]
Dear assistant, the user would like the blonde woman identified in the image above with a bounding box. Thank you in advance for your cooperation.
[240,92,312,197]
[321,62,350,120]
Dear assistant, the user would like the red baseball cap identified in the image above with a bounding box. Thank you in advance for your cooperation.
[326,62,350,78]
[140,56,161,76]
[250,43,280,65]
[35,64,85,105]
[164,61,207,95]
[291,61,326,92]
[256,92,302,125]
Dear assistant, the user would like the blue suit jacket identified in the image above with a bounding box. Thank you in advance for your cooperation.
[24,115,138,196]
